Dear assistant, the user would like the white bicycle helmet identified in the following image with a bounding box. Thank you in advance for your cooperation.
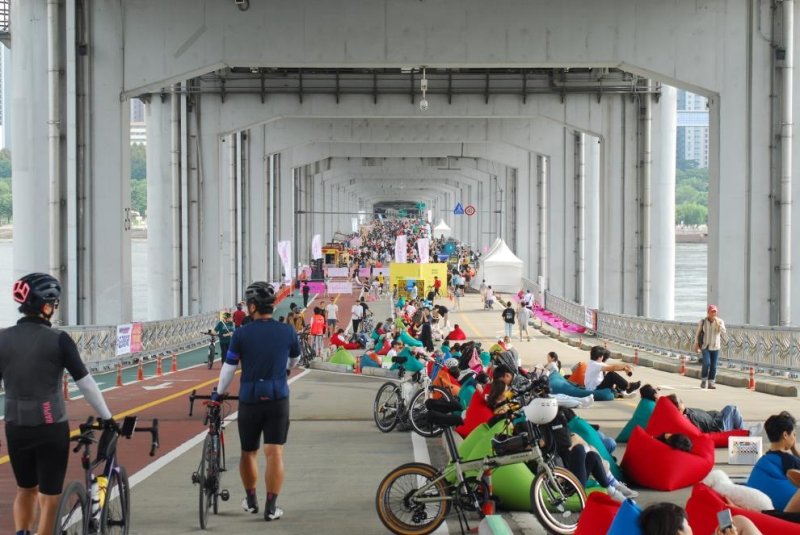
[444,357,459,369]
[523,397,559,425]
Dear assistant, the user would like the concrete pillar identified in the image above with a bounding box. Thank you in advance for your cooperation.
[584,136,601,310]
[651,85,677,320]
[145,96,177,320]
[11,0,51,289]
[575,133,586,304]
[527,152,540,282]
[537,155,548,289]
[278,153,295,278]
[244,125,268,282]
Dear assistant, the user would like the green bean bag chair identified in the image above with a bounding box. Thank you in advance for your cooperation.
[616,398,656,443]
[398,330,423,347]
[549,371,615,401]
[329,347,356,366]
[568,416,623,480]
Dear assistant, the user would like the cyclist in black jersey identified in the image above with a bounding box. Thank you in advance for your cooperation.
[213,281,300,522]
[0,273,116,535]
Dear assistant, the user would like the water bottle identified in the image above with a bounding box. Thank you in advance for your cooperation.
[97,476,108,509]
[90,475,101,516]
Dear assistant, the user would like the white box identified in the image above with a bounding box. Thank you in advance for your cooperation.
[728,436,763,465]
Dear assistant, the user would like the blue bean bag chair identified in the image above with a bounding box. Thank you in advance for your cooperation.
[549,371,615,401]
[568,416,623,480]
[616,398,656,442]
[746,452,797,511]
[607,498,643,535]
[359,354,381,369]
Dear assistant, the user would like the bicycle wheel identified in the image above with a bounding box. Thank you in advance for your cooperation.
[374,382,402,432]
[54,481,88,535]
[207,345,215,369]
[530,466,586,535]
[197,436,213,529]
[375,462,450,535]
[100,466,130,534]
[211,435,221,515]
[408,387,452,438]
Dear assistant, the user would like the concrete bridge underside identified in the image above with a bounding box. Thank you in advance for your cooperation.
[10,0,800,328]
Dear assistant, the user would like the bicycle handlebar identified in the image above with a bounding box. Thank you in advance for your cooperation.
[188,389,239,417]
[73,416,160,457]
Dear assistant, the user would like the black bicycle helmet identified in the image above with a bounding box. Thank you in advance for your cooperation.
[13,272,61,312]
[244,281,276,310]
[495,350,518,373]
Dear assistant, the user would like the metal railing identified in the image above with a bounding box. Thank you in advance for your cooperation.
[521,279,800,376]
[0,0,9,45]
[62,312,218,371]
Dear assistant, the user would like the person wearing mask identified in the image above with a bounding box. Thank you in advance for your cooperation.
[695,304,727,389]
[1,273,116,535]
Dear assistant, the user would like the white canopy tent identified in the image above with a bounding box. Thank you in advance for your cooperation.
[433,219,452,239]
[479,239,524,292]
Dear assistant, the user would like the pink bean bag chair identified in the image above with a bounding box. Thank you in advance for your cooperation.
[686,483,799,534]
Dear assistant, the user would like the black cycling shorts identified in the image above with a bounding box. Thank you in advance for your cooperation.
[5,421,70,495]
[238,398,290,451]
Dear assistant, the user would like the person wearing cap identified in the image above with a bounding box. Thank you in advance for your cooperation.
[214,311,235,366]
[232,302,247,329]
[694,304,727,389]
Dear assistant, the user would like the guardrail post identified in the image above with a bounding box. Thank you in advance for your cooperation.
[156,356,163,376]
[137,360,144,381]
[115,364,123,387]
[171,353,178,373]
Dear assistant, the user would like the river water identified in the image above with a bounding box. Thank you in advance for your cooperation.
[0,240,708,325]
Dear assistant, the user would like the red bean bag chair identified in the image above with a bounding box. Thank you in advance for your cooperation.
[456,392,493,438]
[330,335,360,350]
[575,492,620,535]
[376,339,391,356]
[707,428,750,448]
[645,397,704,439]
[446,326,467,341]
[685,483,800,535]
[621,426,714,491]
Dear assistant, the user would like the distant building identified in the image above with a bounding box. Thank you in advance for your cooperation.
[130,98,146,145]
[676,90,709,168]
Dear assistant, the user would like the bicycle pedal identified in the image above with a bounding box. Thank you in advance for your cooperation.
[220,489,230,501]
[191,472,200,484]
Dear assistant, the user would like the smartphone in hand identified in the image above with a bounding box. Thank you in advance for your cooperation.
[717,509,733,532]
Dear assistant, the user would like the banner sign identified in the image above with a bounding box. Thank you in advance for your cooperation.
[327,281,353,294]
[358,267,372,278]
[327,267,349,278]
[584,307,597,331]
[417,238,430,264]
[311,234,323,260]
[394,234,408,263]
[116,322,142,356]
[373,267,390,277]
[277,241,292,283]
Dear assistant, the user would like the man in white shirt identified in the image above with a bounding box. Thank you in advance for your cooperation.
[325,301,339,337]
[351,301,364,333]
[584,346,640,397]
[382,339,403,369]
[484,286,495,310]
[522,290,534,309]
[409,283,418,300]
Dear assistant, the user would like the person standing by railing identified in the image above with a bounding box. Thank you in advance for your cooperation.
[695,304,727,390]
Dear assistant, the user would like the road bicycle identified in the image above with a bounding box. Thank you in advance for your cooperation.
[189,389,239,530]
[373,355,454,438]
[54,415,160,535]
[203,331,218,369]
[298,329,317,367]
[375,381,587,535]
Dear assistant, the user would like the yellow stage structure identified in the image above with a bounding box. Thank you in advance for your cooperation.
[389,263,449,299]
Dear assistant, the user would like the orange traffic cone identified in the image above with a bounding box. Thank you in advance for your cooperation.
[603,340,608,349]
[748,367,756,390]
[633,349,639,366]
[171,353,178,373]
[579,334,583,347]
[679,355,686,376]
[63,372,71,400]
[156,356,163,376]
[354,356,361,375]
[137,360,144,381]
[481,468,496,516]
[115,364,123,387]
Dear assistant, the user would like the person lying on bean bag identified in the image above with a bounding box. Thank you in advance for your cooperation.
[663,393,750,446]
[330,329,360,350]
[446,324,467,340]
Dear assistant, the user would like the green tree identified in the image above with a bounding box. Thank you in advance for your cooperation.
[0,148,11,178]
[676,203,707,226]
[131,179,147,217]
[0,177,11,223]
[131,143,146,181]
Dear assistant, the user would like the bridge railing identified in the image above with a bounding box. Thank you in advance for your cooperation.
[520,280,800,376]
[62,312,218,370]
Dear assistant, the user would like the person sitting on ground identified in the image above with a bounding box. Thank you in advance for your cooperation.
[330,328,360,350]
[446,324,467,341]
[486,364,516,414]
[640,502,762,535]
[664,393,745,433]
[584,346,640,397]
[656,432,694,453]
[544,351,562,375]
[382,339,404,369]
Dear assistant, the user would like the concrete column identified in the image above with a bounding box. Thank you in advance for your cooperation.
[538,155,548,289]
[145,96,177,320]
[584,136,601,310]
[575,133,586,304]
[651,85,677,320]
[11,0,51,286]
[278,152,294,279]
[527,152,541,282]
[83,1,132,324]
[244,125,268,282]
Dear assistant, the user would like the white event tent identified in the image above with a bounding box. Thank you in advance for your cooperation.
[479,239,524,292]
[433,219,452,239]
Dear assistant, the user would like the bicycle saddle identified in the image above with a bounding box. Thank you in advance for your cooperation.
[425,410,464,428]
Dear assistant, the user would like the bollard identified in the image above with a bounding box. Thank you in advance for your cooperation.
[604,340,608,350]
[115,364,123,387]
[156,356,163,376]
[579,334,583,347]
[480,468,496,516]
[679,355,686,376]
[748,367,756,390]
[171,353,178,373]
[633,349,639,366]
[353,355,361,375]
[63,372,71,401]
[557,328,561,338]
[137,360,144,381]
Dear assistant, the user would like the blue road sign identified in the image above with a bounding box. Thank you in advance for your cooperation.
[454,202,465,215]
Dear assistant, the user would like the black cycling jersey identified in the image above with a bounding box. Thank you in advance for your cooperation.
[0,316,89,426]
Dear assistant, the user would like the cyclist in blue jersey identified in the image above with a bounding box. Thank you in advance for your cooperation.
[213,281,300,522]
[0,273,115,535]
